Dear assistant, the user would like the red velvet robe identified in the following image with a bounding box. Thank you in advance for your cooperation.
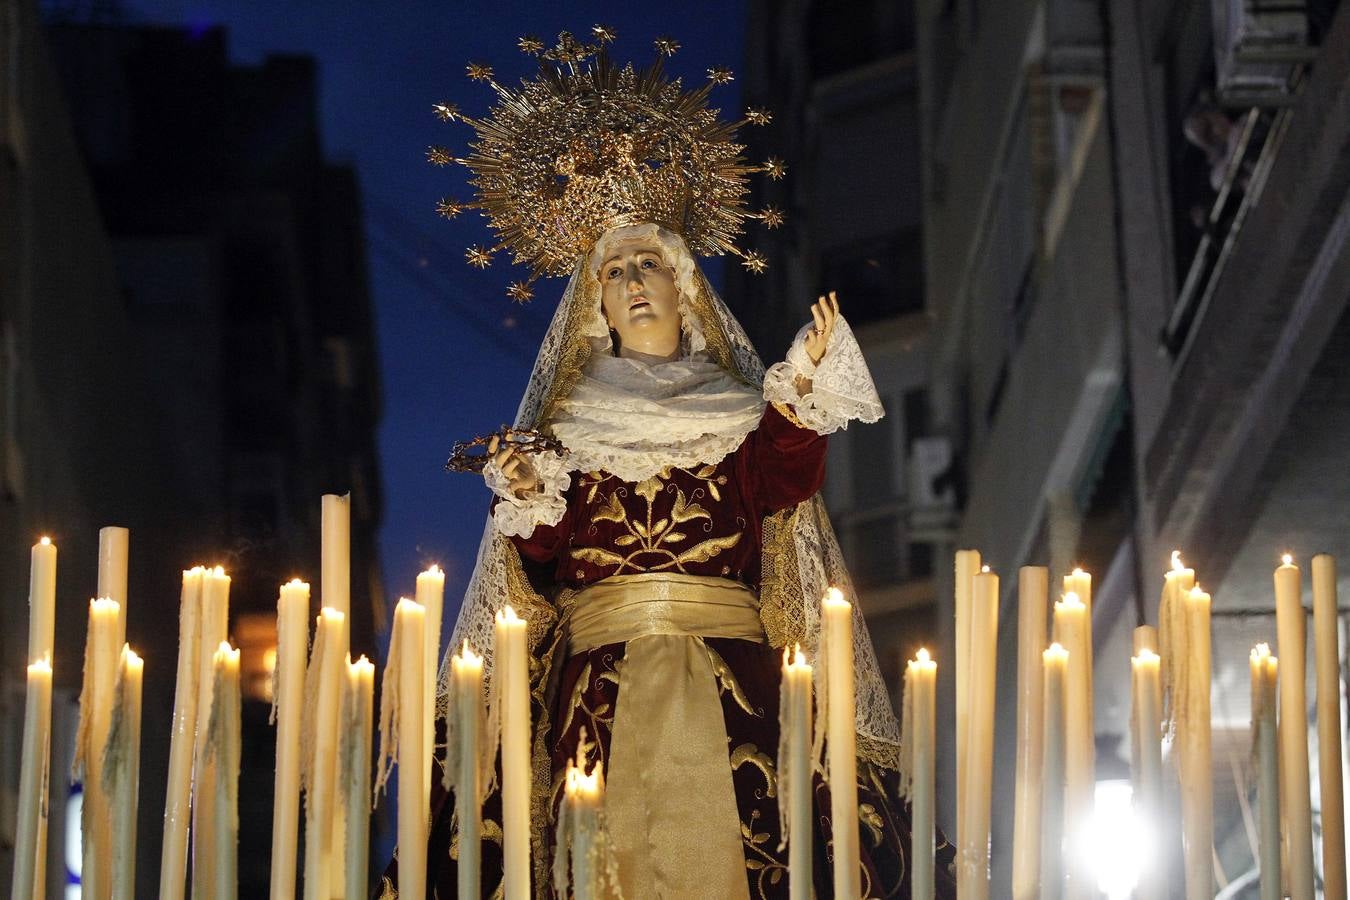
[377,405,955,898]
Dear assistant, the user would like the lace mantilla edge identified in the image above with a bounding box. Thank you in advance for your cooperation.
[761,315,885,434]
[484,452,572,538]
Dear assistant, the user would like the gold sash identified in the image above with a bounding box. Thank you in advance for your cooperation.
[565,573,764,900]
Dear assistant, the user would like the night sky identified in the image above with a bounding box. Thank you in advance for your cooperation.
[121,0,747,639]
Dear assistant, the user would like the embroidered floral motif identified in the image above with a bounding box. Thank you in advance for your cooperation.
[572,467,742,574]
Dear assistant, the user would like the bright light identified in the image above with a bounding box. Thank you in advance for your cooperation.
[1076,779,1149,900]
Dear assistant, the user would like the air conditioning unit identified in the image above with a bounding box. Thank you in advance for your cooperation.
[1213,0,1314,102]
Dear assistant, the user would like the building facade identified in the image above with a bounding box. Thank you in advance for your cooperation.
[0,4,385,894]
[920,0,1349,887]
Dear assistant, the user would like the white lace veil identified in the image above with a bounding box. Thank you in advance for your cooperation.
[437,226,902,772]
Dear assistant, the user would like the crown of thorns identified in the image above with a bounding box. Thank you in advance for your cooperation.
[428,25,786,302]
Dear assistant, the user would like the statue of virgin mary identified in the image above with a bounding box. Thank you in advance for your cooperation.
[378,27,955,899]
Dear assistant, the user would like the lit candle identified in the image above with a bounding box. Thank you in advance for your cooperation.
[904,647,937,900]
[1159,552,1195,734]
[1012,566,1048,900]
[209,642,241,900]
[1052,591,1092,898]
[960,567,998,899]
[563,750,604,900]
[397,598,428,900]
[1132,647,1164,900]
[192,566,231,899]
[110,645,143,900]
[77,597,121,898]
[343,654,375,900]
[1180,585,1213,900]
[1275,554,1315,899]
[27,537,56,666]
[1040,643,1069,899]
[271,578,309,900]
[1251,643,1281,900]
[496,604,531,900]
[821,587,860,898]
[1311,553,1345,900]
[98,526,129,647]
[451,642,485,899]
[304,607,347,900]
[11,657,51,900]
[417,564,446,814]
[781,643,813,899]
[322,493,351,623]
[159,567,203,899]
[954,547,982,857]
[1062,566,1093,676]
[1129,625,1158,801]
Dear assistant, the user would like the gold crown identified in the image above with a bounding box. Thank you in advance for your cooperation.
[429,26,785,302]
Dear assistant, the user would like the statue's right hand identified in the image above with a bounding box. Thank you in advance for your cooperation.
[489,433,541,498]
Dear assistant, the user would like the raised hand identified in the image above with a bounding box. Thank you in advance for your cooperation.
[488,432,540,497]
[804,290,839,366]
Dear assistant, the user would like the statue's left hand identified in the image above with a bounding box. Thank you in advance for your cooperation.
[804,291,839,366]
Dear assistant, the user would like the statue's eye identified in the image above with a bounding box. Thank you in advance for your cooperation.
[641,258,657,269]
[607,267,622,280]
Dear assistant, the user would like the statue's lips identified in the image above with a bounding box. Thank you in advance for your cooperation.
[628,296,651,310]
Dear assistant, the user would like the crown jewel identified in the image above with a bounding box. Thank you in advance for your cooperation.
[431,27,785,300]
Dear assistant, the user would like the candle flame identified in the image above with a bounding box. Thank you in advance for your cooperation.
[981,564,990,573]
[423,564,444,576]
[1251,642,1272,661]
[824,586,845,605]
[1072,566,1084,576]
[1282,553,1293,566]
[1060,591,1082,608]
[1133,648,1159,663]
[28,654,52,675]
[1044,642,1069,661]
[91,596,120,614]
[287,577,306,587]
[210,565,226,577]
[1170,550,1185,572]
[320,606,346,625]
[38,536,51,545]
[917,647,931,663]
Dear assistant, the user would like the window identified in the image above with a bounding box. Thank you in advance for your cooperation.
[818,228,924,329]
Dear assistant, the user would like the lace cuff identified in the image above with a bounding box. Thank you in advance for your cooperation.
[484,451,572,538]
[761,314,884,434]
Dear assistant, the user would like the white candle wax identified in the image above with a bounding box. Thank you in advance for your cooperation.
[1275,555,1315,899]
[961,568,998,900]
[782,644,813,900]
[11,657,51,900]
[271,578,309,900]
[192,566,231,900]
[1251,643,1281,900]
[322,493,351,620]
[210,642,241,900]
[78,597,121,899]
[453,643,484,899]
[305,607,346,900]
[1052,591,1093,900]
[1180,586,1213,900]
[160,566,203,900]
[397,599,428,900]
[822,587,860,899]
[497,604,531,900]
[27,537,56,667]
[954,548,981,856]
[416,564,446,815]
[111,646,143,900]
[1040,644,1068,899]
[1012,566,1048,900]
[344,654,375,900]
[1132,648,1164,900]
[565,755,604,900]
[98,526,130,648]
[908,648,937,900]
[1311,553,1346,900]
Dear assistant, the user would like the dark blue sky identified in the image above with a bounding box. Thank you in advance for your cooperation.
[123,0,747,639]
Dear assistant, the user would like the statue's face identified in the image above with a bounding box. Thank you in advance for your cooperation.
[598,238,681,360]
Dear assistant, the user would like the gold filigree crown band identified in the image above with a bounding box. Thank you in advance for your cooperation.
[429,25,786,302]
